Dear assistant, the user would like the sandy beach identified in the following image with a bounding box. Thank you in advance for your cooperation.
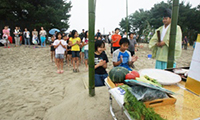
[0,43,194,120]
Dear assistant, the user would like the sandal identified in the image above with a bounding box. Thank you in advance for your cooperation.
[76,69,79,72]
[60,70,64,74]
[57,70,61,74]
[73,69,76,73]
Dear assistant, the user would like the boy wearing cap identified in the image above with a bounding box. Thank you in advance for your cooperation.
[149,8,182,69]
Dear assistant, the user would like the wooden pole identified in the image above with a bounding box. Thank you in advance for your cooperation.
[88,0,95,96]
[126,0,128,37]
[167,0,179,68]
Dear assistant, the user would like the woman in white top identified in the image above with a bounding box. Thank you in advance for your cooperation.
[39,27,47,47]
[32,28,39,48]
[13,27,20,47]
[23,28,30,47]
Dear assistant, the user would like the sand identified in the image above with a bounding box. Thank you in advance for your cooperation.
[0,43,193,120]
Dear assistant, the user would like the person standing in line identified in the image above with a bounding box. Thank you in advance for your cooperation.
[96,29,101,37]
[183,36,188,50]
[66,37,73,67]
[13,27,20,47]
[53,32,67,74]
[18,27,23,46]
[32,28,39,48]
[108,32,112,44]
[110,31,115,55]
[23,28,31,47]
[82,31,89,70]
[2,26,10,48]
[123,31,127,38]
[69,30,81,72]
[63,35,68,63]
[111,28,121,52]
[149,8,182,70]
[68,31,72,38]
[50,36,56,63]
[40,27,47,47]
[80,29,85,40]
[128,32,138,56]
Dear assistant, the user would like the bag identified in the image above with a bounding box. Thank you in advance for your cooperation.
[128,86,168,102]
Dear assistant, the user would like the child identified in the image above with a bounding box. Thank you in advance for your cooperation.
[128,32,138,56]
[2,26,10,48]
[50,36,55,62]
[111,28,121,52]
[95,40,109,87]
[53,32,67,74]
[82,31,89,70]
[112,38,138,71]
[80,40,84,64]
[97,36,102,41]
[69,30,81,72]
[63,35,68,63]
[67,39,73,66]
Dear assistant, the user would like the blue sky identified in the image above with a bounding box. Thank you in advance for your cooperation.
[68,0,199,34]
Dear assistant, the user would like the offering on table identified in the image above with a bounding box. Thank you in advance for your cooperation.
[136,75,162,87]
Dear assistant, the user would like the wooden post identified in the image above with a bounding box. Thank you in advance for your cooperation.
[126,0,128,37]
[167,0,179,68]
[88,0,95,96]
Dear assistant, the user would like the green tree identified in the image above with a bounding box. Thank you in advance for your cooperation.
[129,9,150,36]
[148,1,171,28]
[0,0,72,31]
[119,1,200,44]
[119,17,131,33]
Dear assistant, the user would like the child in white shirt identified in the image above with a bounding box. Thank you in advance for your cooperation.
[53,32,67,74]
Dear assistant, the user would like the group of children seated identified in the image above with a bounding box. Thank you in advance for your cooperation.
[50,28,138,87]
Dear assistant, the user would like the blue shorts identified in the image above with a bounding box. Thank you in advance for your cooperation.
[95,73,108,87]
[84,50,88,59]
[72,51,80,58]
[55,54,64,59]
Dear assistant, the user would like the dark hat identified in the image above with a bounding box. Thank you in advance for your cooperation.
[163,8,172,18]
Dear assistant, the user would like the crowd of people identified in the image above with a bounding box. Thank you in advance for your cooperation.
[1,8,189,87]
[0,25,140,87]
[47,28,139,87]
[0,26,47,48]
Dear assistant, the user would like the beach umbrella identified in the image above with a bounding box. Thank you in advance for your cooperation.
[167,0,179,68]
[89,0,96,96]
[49,28,60,35]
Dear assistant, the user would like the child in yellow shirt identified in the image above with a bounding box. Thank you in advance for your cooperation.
[69,30,81,72]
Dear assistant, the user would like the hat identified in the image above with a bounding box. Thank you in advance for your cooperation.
[163,8,172,18]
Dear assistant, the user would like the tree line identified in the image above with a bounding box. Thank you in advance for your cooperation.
[0,0,72,33]
[119,1,200,45]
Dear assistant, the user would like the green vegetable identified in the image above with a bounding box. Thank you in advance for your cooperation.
[109,67,129,83]
[136,75,162,87]
[120,85,166,120]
